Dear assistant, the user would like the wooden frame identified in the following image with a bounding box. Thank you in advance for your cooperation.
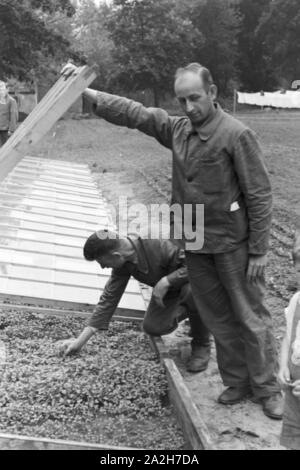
[0,66,97,181]
[149,337,213,450]
[0,301,144,323]
[0,433,139,451]
[0,296,214,450]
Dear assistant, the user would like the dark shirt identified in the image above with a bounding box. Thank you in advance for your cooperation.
[94,92,272,255]
[0,95,18,131]
[88,236,188,330]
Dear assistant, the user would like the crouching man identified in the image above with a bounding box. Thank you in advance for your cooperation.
[62,230,211,372]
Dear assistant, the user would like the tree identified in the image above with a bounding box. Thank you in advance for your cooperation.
[71,0,114,90]
[178,0,241,95]
[105,0,203,105]
[235,0,274,91]
[0,0,78,82]
[256,0,300,89]
[27,0,75,16]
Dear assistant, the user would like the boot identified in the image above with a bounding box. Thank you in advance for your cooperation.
[186,340,211,373]
[261,392,284,420]
[218,386,252,405]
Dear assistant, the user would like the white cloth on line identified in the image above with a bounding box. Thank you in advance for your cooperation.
[237,90,300,108]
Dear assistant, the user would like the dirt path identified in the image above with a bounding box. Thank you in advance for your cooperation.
[30,112,300,449]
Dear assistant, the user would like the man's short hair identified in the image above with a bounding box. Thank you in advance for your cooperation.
[175,63,214,91]
[83,230,120,260]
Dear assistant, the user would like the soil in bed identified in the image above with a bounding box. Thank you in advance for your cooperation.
[0,310,186,450]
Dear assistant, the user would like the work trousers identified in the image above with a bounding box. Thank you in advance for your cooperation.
[0,130,8,147]
[143,283,210,346]
[185,244,280,398]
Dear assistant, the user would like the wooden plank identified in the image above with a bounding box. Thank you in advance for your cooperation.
[0,303,144,323]
[0,203,107,224]
[0,224,86,245]
[0,80,67,159]
[17,67,96,150]
[0,222,88,241]
[0,274,141,297]
[4,176,99,196]
[0,211,100,232]
[0,192,105,212]
[0,66,97,181]
[148,335,170,359]
[4,71,83,151]
[149,336,214,450]
[12,166,95,183]
[4,76,67,151]
[10,169,98,189]
[0,433,139,451]
[0,295,145,320]
[163,357,214,450]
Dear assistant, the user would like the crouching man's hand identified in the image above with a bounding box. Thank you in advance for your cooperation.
[57,326,97,357]
[57,338,81,357]
[152,276,170,308]
[64,339,82,356]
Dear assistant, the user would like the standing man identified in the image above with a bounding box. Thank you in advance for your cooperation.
[61,62,283,418]
[0,81,18,147]
[62,230,211,373]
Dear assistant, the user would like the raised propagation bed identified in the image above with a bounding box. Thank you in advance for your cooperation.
[0,309,186,450]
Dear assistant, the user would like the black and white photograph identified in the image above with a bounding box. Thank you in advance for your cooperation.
[0,0,299,453]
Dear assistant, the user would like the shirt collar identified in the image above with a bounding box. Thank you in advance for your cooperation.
[126,234,149,274]
[184,102,224,142]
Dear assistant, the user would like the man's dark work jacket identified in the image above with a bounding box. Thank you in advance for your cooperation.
[93,93,272,256]
[89,236,188,330]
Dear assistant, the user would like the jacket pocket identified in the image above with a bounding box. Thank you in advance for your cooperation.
[226,202,249,242]
[199,159,224,193]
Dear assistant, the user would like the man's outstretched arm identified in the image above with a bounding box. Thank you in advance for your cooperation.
[62,272,130,356]
[61,63,176,149]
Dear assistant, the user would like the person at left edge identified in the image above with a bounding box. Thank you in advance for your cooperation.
[0,81,18,147]
[61,230,211,373]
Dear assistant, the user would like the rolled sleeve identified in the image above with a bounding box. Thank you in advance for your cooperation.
[233,129,273,255]
[88,271,130,330]
[93,91,176,149]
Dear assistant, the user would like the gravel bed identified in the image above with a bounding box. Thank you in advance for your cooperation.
[0,310,185,449]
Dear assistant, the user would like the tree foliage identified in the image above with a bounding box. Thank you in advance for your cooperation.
[105,0,203,105]
[235,0,274,91]
[71,0,114,90]
[256,0,300,88]
[28,0,75,16]
[0,0,75,81]
[179,0,240,94]
[2,0,300,99]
